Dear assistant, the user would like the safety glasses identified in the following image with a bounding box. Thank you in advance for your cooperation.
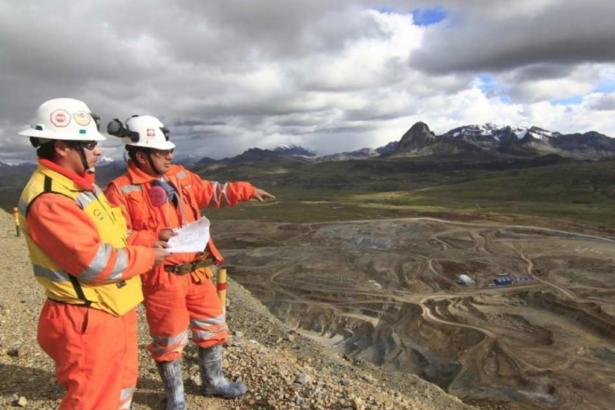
[151,148,174,157]
[81,141,99,150]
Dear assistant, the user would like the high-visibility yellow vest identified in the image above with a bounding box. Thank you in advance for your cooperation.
[18,166,143,316]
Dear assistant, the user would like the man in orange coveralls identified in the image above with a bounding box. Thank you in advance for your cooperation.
[17,98,170,410]
[105,115,274,409]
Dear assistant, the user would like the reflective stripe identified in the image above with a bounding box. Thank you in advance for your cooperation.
[151,332,189,356]
[210,181,230,206]
[127,229,132,236]
[108,249,128,281]
[191,314,226,328]
[120,185,142,194]
[18,197,28,216]
[79,243,112,282]
[33,264,71,282]
[119,398,133,410]
[119,387,135,410]
[120,387,135,400]
[220,183,229,206]
[184,184,192,189]
[177,171,186,179]
[75,191,96,209]
[93,184,104,197]
[152,331,188,347]
[192,325,229,341]
[211,181,220,205]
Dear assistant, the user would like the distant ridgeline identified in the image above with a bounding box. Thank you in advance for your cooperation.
[2,122,613,170]
[189,122,615,165]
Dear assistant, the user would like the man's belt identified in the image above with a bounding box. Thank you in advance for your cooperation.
[164,259,214,275]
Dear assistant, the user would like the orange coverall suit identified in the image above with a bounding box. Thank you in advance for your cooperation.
[106,162,255,362]
[21,160,155,410]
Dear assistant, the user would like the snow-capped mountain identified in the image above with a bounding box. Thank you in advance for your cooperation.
[97,156,116,165]
[441,124,554,148]
[274,145,317,157]
[431,123,615,158]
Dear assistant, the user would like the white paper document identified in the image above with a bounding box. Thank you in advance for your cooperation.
[166,216,211,253]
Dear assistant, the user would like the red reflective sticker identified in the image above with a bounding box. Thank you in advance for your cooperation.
[50,110,71,127]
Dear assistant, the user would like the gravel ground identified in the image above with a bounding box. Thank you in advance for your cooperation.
[0,210,474,410]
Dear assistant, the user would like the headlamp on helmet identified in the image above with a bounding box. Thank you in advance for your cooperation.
[107,118,140,142]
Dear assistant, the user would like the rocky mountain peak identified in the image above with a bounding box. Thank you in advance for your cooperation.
[396,122,436,152]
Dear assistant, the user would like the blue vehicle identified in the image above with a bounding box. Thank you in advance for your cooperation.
[494,278,513,286]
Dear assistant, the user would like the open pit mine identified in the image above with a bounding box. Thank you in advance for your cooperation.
[215,218,615,410]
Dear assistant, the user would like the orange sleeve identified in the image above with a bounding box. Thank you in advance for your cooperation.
[106,182,158,247]
[188,170,255,208]
[28,193,155,284]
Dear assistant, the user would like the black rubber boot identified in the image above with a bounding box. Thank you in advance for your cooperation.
[155,360,187,410]
[198,344,247,399]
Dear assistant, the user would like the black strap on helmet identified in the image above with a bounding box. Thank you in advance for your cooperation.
[160,126,170,141]
[64,141,94,175]
[90,113,101,131]
[107,119,140,142]
[146,151,163,176]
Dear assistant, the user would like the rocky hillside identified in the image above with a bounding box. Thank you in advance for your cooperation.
[0,210,474,410]
[392,123,488,158]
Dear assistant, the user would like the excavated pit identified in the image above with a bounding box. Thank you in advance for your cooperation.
[216,219,615,410]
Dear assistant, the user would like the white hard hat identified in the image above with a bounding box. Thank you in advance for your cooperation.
[108,115,175,150]
[18,98,105,142]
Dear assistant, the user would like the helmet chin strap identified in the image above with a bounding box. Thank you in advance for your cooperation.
[77,144,95,174]
[147,152,163,176]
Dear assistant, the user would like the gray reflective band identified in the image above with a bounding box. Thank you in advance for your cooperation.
[192,325,229,341]
[93,185,103,197]
[190,314,226,328]
[18,197,27,216]
[33,264,71,282]
[119,387,135,409]
[120,387,135,400]
[220,183,229,206]
[177,171,186,179]
[79,243,112,282]
[211,181,220,205]
[184,184,192,189]
[120,185,142,194]
[152,331,188,347]
[108,249,128,281]
[127,229,132,236]
[75,192,96,209]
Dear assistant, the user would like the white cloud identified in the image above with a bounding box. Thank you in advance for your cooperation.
[0,0,613,163]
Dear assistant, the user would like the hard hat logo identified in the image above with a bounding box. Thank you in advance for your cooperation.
[109,115,175,151]
[19,98,106,142]
[51,110,71,127]
[73,111,92,126]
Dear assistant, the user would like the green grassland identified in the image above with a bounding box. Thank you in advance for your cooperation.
[3,157,613,233]
[201,158,615,232]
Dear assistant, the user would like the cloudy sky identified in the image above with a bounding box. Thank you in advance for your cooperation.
[1,0,615,163]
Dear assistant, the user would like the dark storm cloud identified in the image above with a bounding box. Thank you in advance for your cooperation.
[512,65,576,82]
[411,0,615,74]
